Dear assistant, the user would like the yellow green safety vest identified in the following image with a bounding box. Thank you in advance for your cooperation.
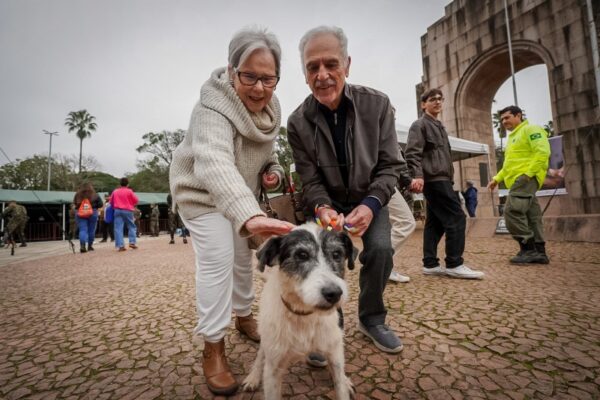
[493,120,550,189]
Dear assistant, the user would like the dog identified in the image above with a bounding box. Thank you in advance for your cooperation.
[242,222,356,400]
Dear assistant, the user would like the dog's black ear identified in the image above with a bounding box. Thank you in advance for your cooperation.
[256,236,282,272]
[340,231,357,270]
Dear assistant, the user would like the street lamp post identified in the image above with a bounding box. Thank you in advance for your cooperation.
[43,130,59,191]
[503,0,519,107]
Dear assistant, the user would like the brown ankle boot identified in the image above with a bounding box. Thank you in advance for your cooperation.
[235,314,260,342]
[202,340,238,395]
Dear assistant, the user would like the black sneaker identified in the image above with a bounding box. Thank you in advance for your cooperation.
[358,322,403,353]
[306,352,328,368]
[88,245,94,251]
[169,239,175,244]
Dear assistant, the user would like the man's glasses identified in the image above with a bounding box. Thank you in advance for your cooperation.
[426,96,444,103]
[234,68,280,88]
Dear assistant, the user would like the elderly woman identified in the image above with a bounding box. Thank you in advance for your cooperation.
[169,27,294,396]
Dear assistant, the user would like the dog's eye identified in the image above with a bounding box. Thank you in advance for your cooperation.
[296,250,310,261]
[332,250,343,261]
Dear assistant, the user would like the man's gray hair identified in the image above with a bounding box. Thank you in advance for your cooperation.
[298,25,349,72]
[228,26,282,75]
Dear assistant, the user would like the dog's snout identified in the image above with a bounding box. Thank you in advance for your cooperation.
[321,285,343,304]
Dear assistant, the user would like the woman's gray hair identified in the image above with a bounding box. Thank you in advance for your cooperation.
[298,25,349,73]
[228,26,282,75]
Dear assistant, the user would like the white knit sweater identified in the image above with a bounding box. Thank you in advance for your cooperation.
[169,67,282,236]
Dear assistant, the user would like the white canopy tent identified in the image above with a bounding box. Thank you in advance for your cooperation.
[396,123,495,215]
[395,124,490,162]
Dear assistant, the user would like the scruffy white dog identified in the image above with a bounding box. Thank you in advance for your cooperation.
[242,223,356,400]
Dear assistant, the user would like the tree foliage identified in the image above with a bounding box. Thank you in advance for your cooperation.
[65,109,97,173]
[132,129,186,193]
[136,129,185,168]
[275,127,293,171]
[0,153,115,191]
[127,159,170,192]
[544,120,554,136]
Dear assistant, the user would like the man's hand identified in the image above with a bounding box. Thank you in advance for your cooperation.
[410,178,424,193]
[244,216,294,237]
[487,179,498,191]
[262,172,280,190]
[344,205,373,236]
[316,207,345,232]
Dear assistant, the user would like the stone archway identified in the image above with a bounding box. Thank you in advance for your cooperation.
[418,0,600,216]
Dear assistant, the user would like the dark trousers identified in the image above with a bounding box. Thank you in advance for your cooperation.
[102,221,114,241]
[423,180,466,268]
[333,202,394,327]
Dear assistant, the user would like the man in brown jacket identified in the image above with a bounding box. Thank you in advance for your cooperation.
[288,26,403,354]
[405,88,484,279]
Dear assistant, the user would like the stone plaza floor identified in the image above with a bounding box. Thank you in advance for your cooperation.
[0,230,599,399]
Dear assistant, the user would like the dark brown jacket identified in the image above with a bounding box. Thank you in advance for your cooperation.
[287,84,402,211]
[405,113,454,182]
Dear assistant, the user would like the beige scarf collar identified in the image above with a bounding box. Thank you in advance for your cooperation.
[250,105,276,134]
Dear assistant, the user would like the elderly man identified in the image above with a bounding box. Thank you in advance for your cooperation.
[287,26,403,354]
[487,105,550,264]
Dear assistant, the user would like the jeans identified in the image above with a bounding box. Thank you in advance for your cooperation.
[332,201,394,327]
[75,211,99,247]
[422,180,466,268]
[114,209,137,248]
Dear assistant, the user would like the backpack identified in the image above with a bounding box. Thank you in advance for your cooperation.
[104,203,114,224]
[77,198,93,219]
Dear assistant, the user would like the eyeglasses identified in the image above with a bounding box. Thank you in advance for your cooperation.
[426,96,444,103]
[234,68,280,88]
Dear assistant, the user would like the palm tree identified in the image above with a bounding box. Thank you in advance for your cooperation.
[65,110,97,173]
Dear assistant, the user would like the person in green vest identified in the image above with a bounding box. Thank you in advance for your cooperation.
[487,105,551,264]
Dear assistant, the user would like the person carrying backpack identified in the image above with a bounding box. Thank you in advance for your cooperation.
[73,182,103,253]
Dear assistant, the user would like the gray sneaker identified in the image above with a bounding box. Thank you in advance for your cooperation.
[358,323,403,353]
[306,352,328,367]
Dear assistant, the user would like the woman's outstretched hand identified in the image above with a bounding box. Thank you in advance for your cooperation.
[244,215,294,237]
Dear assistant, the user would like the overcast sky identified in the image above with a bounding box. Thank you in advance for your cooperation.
[0,0,551,177]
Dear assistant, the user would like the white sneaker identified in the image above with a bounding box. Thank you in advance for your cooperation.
[445,265,484,280]
[389,270,410,283]
[422,265,445,276]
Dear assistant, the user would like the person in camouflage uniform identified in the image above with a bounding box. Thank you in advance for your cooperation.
[68,203,77,241]
[167,193,187,244]
[2,201,29,247]
[150,203,160,237]
[133,207,142,237]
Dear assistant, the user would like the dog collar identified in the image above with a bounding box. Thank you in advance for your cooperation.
[281,296,313,316]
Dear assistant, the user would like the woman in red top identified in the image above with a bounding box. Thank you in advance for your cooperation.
[110,177,139,251]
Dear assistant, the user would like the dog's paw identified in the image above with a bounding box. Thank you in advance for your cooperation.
[345,376,356,399]
[241,375,260,392]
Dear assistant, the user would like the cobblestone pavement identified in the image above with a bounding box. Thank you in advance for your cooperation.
[1,232,599,400]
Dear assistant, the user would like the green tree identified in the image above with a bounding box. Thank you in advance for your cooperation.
[0,155,68,190]
[64,109,97,173]
[136,129,186,169]
[134,129,185,193]
[544,120,554,137]
[274,127,293,170]
[127,159,170,192]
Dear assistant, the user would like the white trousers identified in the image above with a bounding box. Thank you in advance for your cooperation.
[388,189,416,251]
[181,212,254,342]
